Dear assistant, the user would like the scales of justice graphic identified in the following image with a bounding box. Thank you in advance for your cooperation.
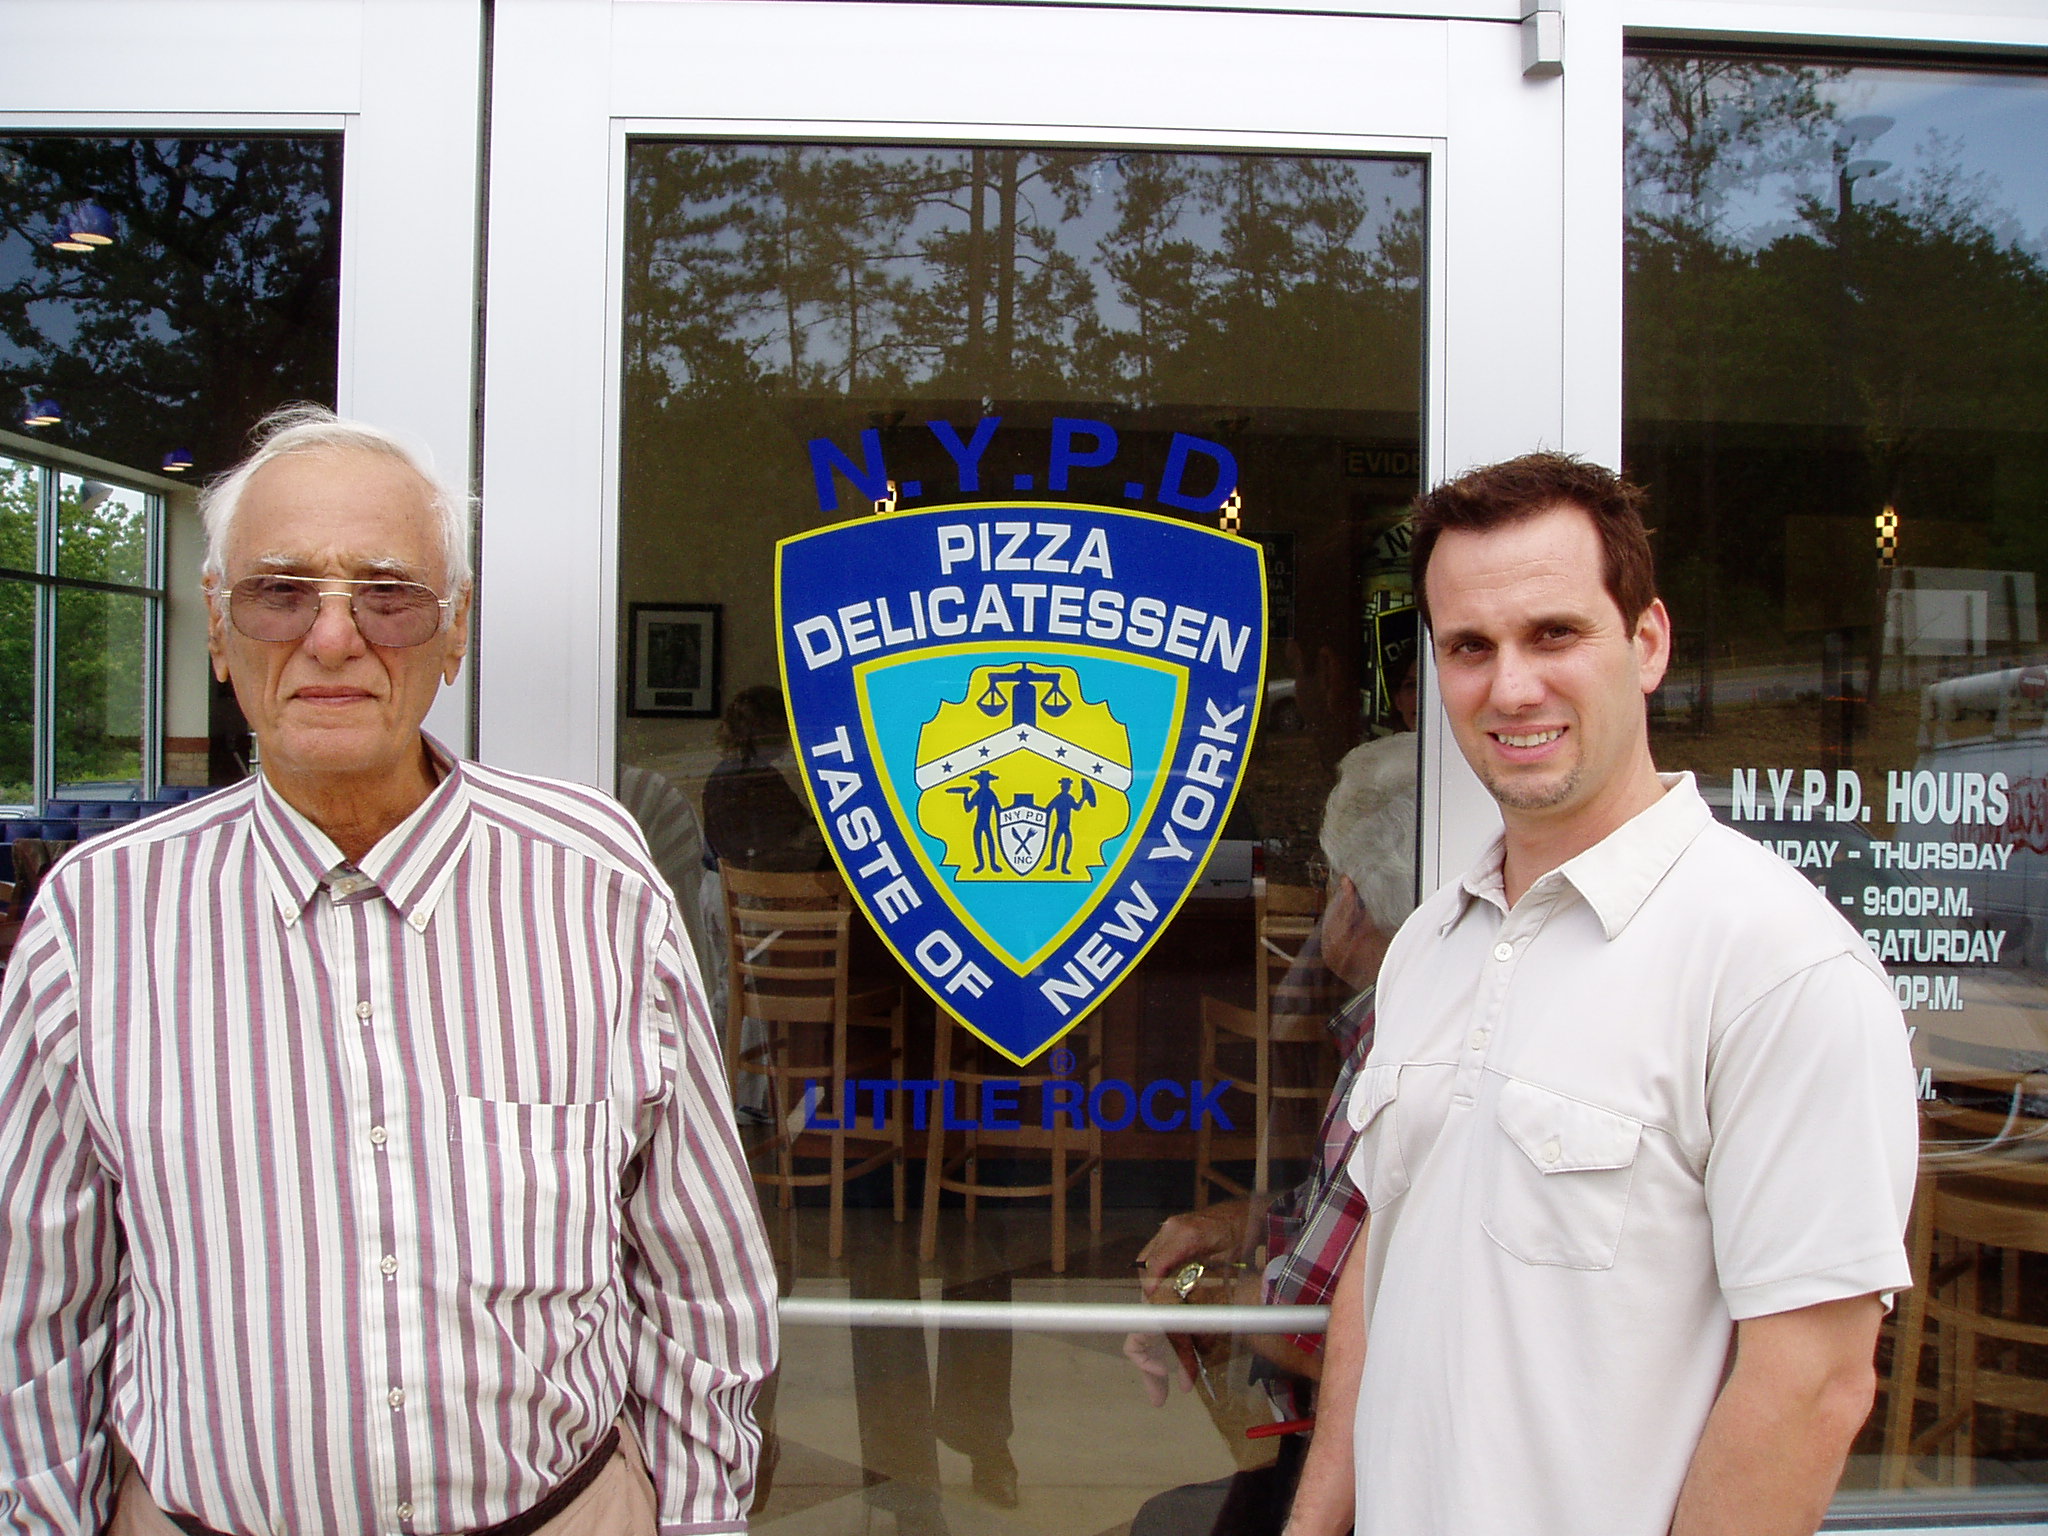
[912,661,1134,884]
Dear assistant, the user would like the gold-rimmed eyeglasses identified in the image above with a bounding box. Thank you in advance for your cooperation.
[222,575,453,649]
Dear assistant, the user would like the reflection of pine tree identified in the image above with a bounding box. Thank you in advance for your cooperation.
[0,136,341,477]
[620,142,1423,415]
[1625,56,2048,682]
[1099,154,1204,402]
[906,149,1106,400]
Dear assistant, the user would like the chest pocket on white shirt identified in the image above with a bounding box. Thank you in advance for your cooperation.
[1343,1063,1409,1210]
[451,1095,618,1299]
[1483,1079,1642,1270]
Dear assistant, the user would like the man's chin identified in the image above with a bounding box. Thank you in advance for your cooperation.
[1480,764,1580,815]
[260,723,409,781]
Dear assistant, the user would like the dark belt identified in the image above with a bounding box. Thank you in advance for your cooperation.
[165,1426,623,1536]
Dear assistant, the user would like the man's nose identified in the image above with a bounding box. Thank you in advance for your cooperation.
[1490,646,1546,710]
[302,589,368,658]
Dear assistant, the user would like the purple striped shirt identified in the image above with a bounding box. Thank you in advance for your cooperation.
[0,750,779,1536]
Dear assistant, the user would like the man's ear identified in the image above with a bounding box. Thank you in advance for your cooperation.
[442,585,472,685]
[1633,598,1672,696]
[205,580,231,682]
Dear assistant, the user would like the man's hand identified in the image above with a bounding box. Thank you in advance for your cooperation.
[1669,1294,1885,1536]
[1122,1327,1196,1408]
[1125,1201,1264,1406]
[1134,1202,1260,1299]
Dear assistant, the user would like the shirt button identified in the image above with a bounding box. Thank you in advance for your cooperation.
[396,1503,413,1522]
[1468,1029,1488,1049]
[388,1387,406,1408]
[355,1001,373,1020]
[1492,941,1514,962]
[1541,1137,1562,1165]
[380,1255,398,1276]
[368,1126,389,1147]
[409,912,428,932]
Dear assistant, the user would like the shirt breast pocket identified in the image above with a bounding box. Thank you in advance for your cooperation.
[450,1095,618,1299]
[1343,1063,1409,1211]
[1482,1079,1642,1270]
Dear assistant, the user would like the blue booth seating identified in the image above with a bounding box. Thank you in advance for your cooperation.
[8,783,223,854]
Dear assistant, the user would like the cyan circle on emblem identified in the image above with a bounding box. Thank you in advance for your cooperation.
[859,647,1183,968]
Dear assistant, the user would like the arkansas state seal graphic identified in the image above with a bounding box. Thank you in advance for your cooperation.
[777,503,1266,1064]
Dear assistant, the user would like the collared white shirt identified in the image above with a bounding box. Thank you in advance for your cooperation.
[0,749,778,1536]
[1347,773,1917,1536]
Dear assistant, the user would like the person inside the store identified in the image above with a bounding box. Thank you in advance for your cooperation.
[1124,729,1416,1536]
[0,405,778,1536]
[1283,453,1918,1536]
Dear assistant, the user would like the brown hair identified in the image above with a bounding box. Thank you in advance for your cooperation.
[1410,453,1656,628]
[719,685,791,763]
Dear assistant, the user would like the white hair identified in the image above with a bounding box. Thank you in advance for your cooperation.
[1319,733,1419,935]
[198,402,473,591]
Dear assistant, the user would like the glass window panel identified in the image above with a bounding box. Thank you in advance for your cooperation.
[1626,53,2048,1511]
[57,473,149,587]
[1,133,342,792]
[0,455,33,572]
[0,576,31,806]
[52,586,146,796]
[621,140,1425,1529]
[0,136,342,479]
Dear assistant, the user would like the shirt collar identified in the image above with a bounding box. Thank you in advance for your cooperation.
[1328,985,1375,1058]
[1445,772,1711,940]
[249,735,474,931]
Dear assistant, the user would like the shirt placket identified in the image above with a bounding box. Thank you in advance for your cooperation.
[325,871,417,1534]
[1455,882,1561,1102]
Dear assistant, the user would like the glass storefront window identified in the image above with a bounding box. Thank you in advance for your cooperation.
[0,456,33,805]
[621,140,1424,1530]
[0,135,342,479]
[0,133,342,794]
[1626,50,2048,1515]
[52,586,148,793]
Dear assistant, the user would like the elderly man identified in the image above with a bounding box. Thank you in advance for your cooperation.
[1284,454,1918,1536]
[1126,732,1416,1536]
[0,406,777,1536]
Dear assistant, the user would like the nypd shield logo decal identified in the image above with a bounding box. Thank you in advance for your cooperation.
[777,503,1265,1064]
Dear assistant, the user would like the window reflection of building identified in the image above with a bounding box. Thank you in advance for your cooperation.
[0,133,342,802]
[1626,52,2048,1494]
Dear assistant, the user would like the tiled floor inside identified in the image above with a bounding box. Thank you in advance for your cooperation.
[752,1204,1257,1536]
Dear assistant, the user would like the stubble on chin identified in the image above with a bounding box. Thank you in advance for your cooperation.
[1480,761,1581,815]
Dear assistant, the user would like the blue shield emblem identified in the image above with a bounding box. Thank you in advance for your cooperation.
[777,503,1266,1063]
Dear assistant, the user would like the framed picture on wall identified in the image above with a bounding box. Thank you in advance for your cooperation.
[627,603,722,718]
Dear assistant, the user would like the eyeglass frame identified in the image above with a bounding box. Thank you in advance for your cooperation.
[213,573,458,649]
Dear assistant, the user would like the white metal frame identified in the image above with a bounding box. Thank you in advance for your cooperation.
[8,0,485,753]
[480,1,1569,884]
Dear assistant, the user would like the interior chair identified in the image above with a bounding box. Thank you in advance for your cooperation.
[720,861,905,1259]
[919,1009,1104,1273]
[1883,1094,2048,1488]
[1194,880,1343,1206]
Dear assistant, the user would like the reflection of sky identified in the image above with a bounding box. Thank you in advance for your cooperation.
[638,145,1422,387]
[1658,66,2048,258]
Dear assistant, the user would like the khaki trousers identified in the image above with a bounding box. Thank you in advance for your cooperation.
[110,1426,657,1536]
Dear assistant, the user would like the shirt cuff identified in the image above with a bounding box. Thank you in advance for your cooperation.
[1721,1250,1913,1321]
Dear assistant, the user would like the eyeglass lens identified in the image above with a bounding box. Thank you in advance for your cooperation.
[228,576,445,648]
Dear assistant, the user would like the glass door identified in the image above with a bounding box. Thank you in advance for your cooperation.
[481,4,1568,1529]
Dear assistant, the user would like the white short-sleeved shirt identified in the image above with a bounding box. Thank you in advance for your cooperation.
[1347,773,1918,1536]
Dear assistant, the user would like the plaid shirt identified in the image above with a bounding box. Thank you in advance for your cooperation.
[1260,986,1374,1389]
